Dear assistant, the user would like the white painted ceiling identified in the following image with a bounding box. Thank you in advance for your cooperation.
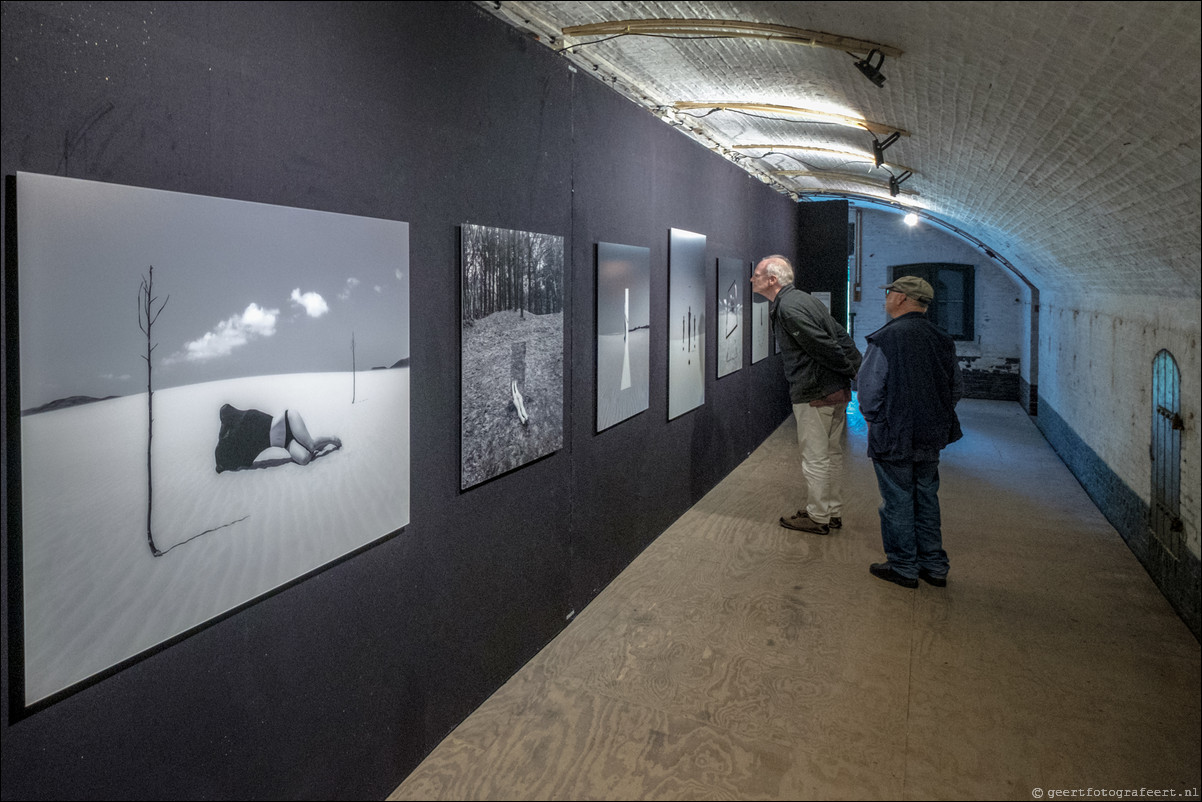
[480,1,1201,299]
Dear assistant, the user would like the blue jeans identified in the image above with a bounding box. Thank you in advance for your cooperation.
[872,459,949,579]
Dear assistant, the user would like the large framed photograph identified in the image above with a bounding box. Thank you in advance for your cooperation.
[11,172,410,710]
[460,224,564,489]
[596,242,651,432]
[667,228,706,419]
[716,256,745,378]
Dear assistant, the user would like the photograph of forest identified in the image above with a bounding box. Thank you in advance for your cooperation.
[460,224,564,489]
[668,228,706,420]
[596,242,651,431]
[717,256,745,378]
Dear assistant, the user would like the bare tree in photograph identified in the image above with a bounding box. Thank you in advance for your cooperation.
[137,266,168,557]
[136,268,248,559]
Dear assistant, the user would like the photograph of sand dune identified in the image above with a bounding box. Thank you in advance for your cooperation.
[13,172,410,707]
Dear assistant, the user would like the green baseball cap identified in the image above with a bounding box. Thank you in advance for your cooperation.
[880,276,934,304]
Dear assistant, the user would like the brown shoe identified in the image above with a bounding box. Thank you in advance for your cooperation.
[779,510,830,535]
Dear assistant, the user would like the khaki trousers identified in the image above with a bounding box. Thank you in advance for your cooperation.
[792,402,849,524]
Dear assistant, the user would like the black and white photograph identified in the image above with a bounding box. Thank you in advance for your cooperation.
[716,256,745,378]
[14,172,410,707]
[596,242,651,431]
[460,224,564,489]
[752,283,771,364]
[668,228,707,419]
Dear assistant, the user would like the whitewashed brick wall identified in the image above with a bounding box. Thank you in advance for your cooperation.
[1039,291,1201,559]
[848,206,1025,373]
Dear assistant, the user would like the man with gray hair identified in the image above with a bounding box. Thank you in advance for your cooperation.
[751,254,862,535]
[858,276,963,588]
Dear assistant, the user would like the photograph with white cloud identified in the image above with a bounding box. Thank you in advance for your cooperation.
[14,172,410,707]
[17,173,409,409]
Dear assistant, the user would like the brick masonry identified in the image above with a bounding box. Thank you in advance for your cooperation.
[1036,398,1200,641]
[850,206,1028,403]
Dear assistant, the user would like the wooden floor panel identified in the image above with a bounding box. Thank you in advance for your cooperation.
[390,400,1201,800]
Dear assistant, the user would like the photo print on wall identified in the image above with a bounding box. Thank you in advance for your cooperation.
[751,262,770,364]
[716,256,745,378]
[596,242,651,432]
[12,172,410,709]
[460,223,564,489]
[668,228,706,419]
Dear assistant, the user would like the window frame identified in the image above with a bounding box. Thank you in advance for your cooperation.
[889,263,975,341]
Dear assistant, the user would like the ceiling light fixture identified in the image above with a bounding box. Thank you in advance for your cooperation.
[872,133,900,167]
[854,49,887,87]
[890,170,914,197]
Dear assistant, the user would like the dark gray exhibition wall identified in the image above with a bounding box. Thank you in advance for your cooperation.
[1,2,797,799]
[797,201,851,326]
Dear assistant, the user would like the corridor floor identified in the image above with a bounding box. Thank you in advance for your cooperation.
[389,399,1202,800]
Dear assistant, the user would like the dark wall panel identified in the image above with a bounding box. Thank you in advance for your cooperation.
[797,200,851,325]
[567,79,795,606]
[1,2,797,799]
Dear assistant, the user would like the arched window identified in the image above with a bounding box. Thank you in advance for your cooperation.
[1151,350,1183,557]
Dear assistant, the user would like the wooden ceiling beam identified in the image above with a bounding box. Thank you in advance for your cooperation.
[561,18,902,58]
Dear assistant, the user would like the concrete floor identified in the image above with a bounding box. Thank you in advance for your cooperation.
[389,399,1202,800]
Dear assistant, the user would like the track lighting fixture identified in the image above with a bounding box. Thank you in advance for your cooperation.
[890,170,913,197]
[873,132,900,167]
[855,49,887,87]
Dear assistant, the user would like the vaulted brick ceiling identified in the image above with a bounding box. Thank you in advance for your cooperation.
[481,1,1201,299]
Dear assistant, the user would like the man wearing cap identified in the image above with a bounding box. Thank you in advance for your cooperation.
[858,276,963,588]
[751,254,862,536]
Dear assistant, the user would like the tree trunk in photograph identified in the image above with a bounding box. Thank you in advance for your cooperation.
[138,266,167,557]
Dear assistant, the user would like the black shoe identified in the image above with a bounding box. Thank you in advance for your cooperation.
[918,568,947,587]
[829,516,842,529]
[870,563,918,588]
[779,510,830,535]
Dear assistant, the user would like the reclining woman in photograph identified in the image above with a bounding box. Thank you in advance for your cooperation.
[214,404,342,473]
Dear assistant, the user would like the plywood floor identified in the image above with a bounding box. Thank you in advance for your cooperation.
[389,400,1202,801]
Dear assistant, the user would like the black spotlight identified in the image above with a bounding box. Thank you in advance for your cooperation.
[889,170,913,197]
[873,132,900,167]
[855,49,886,87]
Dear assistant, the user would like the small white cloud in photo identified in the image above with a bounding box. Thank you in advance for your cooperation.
[171,303,280,363]
[290,288,329,318]
[374,285,383,294]
[338,277,360,301]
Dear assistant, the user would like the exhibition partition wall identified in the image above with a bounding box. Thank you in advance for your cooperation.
[1,2,798,798]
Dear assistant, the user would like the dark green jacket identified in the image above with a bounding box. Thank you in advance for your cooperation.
[770,284,862,404]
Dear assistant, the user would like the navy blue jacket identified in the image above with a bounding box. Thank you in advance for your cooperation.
[858,312,963,462]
